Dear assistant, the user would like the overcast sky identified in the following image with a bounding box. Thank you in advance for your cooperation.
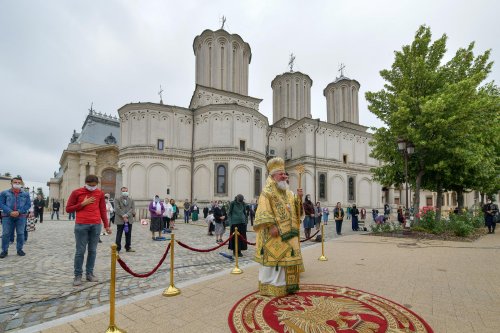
[1,0,498,190]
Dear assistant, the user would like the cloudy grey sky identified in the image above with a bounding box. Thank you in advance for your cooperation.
[1,0,498,189]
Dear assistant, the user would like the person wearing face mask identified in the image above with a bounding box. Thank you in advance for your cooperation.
[114,187,136,252]
[66,175,112,286]
[228,194,248,257]
[149,195,165,240]
[213,201,227,243]
[484,198,498,234]
[0,177,32,258]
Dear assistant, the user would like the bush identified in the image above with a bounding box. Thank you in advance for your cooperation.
[448,213,475,237]
[418,211,445,234]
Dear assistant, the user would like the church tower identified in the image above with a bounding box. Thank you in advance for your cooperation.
[271,71,312,124]
[324,75,360,124]
[193,29,251,96]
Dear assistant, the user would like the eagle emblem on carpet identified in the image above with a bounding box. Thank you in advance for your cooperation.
[229,284,433,333]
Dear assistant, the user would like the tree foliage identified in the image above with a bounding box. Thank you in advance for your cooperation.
[366,25,499,218]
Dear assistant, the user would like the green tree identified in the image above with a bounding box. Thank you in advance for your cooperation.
[366,25,498,220]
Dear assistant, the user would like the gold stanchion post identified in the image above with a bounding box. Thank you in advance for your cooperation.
[231,227,243,274]
[318,223,328,261]
[163,234,181,297]
[106,244,126,333]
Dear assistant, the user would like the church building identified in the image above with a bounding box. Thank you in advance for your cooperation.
[116,27,381,208]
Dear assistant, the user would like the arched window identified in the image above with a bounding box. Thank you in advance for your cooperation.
[254,168,262,197]
[319,173,326,200]
[216,165,226,194]
[348,176,355,201]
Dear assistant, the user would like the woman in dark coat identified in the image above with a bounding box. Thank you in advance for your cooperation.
[228,194,248,256]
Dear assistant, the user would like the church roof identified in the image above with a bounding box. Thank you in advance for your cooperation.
[193,29,252,63]
[271,71,313,87]
[72,109,120,145]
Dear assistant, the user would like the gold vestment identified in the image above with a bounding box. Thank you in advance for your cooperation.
[254,176,304,296]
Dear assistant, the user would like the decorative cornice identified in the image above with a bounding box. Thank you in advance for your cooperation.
[189,85,262,111]
[271,71,313,88]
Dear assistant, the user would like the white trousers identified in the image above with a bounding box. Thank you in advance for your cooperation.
[259,265,286,286]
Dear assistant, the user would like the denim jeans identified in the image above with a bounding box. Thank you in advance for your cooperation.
[1,217,26,252]
[51,210,59,220]
[74,223,101,277]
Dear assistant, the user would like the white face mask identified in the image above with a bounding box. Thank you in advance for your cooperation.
[12,184,23,190]
[122,192,129,197]
[85,184,98,191]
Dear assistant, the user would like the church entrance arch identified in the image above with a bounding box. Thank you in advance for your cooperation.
[101,169,117,198]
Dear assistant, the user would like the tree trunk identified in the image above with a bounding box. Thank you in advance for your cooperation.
[457,189,464,213]
[436,186,443,221]
[480,192,485,207]
[413,167,425,224]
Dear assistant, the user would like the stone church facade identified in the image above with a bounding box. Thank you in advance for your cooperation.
[48,27,484,212]
[116,28,382,208]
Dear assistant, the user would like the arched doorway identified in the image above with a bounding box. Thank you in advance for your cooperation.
[101,169,117,198]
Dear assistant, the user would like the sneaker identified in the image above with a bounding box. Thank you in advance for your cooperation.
[73,276,83,286]
[0,252,7,258]
[17,250,26,256]
[126,249,136,252]
[86,274,99,282]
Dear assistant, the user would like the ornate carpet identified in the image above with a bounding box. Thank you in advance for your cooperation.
[228,284,433,333]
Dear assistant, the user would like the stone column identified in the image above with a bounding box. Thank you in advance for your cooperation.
[79,163,86,185]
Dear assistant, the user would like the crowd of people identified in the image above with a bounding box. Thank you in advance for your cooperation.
[1,170,498,295]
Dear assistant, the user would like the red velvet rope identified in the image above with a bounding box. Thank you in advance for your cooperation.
[117,243,170,278]
[175,233,233,252]
[238,234,256,246]
[300,229,320,242]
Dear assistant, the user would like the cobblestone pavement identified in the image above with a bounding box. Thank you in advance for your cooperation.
[0,215,350,332]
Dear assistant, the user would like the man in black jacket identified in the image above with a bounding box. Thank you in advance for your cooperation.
[51,200,60,220]
[34,194,45,223]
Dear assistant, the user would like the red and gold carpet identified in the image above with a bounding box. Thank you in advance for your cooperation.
[229,284,433,332]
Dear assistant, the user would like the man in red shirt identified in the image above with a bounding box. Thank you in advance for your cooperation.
[66,175,112,286]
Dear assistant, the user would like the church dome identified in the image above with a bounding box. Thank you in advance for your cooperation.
[193,29,252,96]
[271,71,312,123]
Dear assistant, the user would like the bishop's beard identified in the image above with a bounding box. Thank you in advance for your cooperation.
[276,180,289,191]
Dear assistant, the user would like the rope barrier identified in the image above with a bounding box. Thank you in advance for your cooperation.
[237,234,256,246]
[176,233,232,252]
[117,243,171,278]
[300,229,320,242]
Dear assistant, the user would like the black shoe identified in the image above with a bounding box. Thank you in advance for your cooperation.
[0,252,7,258]
[237,252,243,257]
[17,250,26,256]
[126,249,136,252]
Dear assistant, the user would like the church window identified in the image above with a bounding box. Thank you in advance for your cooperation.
[343,154,348,164]
[215,164,227,195]
[240,140,246,151]
[254,168,262,197]
[157,139,164,150]
[348,176,355,201]
[319,173,327,200]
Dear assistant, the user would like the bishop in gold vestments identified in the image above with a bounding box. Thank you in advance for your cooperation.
[254,157,304,296]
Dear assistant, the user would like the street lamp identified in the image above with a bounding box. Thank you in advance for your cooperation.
[397,139,414,210]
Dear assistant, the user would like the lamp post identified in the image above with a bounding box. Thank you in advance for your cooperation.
[397,139,414,210]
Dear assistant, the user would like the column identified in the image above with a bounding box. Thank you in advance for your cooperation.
[79,163,86,185]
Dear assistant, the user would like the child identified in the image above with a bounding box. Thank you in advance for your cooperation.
[206,210,215,236]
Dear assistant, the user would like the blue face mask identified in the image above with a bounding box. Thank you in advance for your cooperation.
[155,198,160,202]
